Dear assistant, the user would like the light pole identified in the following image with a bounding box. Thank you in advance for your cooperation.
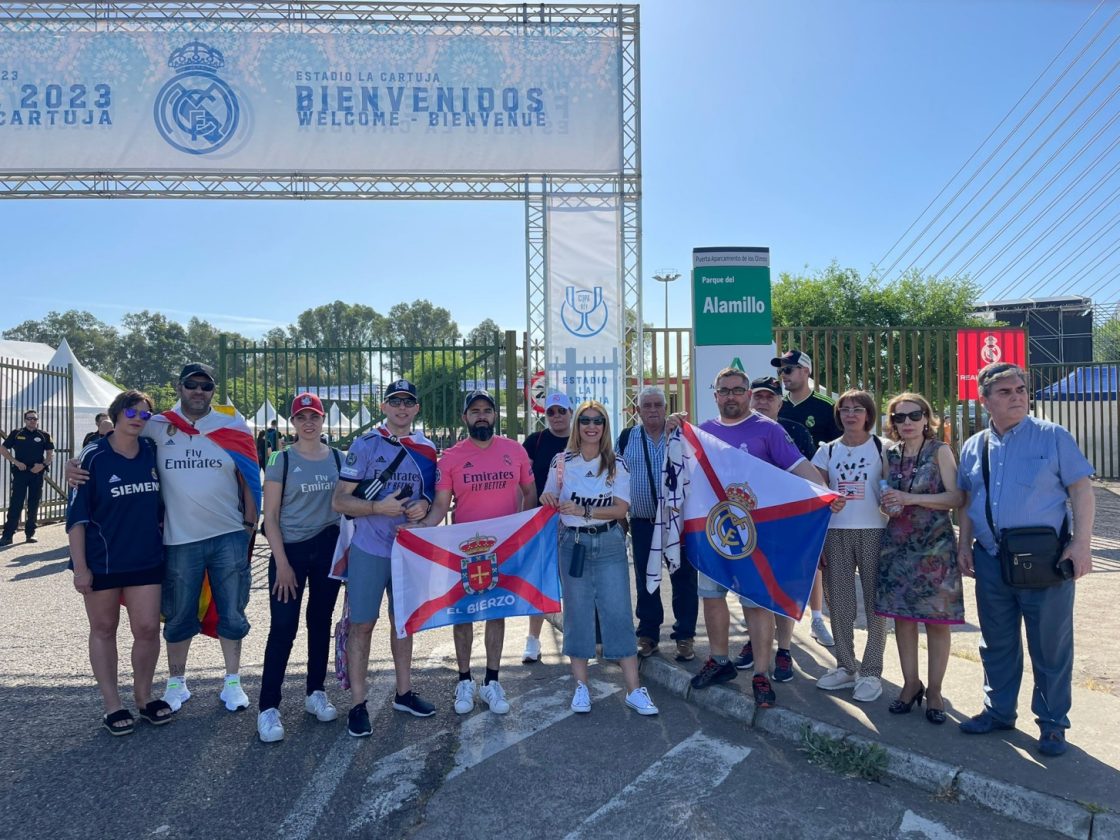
[653,271,681,329]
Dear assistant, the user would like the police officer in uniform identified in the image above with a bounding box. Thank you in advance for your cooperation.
[1,409,55,545]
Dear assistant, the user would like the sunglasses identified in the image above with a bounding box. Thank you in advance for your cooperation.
[779,366,799,375]
[386,397,417,407]
[182,380,215,392]
[890,409,925,424]
[578,416,606,426]
[546,407,568,416]
[715,386,748,397]
[123,407,153,420]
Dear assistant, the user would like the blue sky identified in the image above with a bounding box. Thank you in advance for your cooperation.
[1,0,1113,338]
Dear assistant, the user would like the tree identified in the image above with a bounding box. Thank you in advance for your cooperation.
[386,300,460,347]
[116,310,192,390]
[2,310,120,379]
[465,318,503,347]
[289,301,388,347]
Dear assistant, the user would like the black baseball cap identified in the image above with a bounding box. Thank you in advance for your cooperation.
[770,349,812,372]
[179,363,215,383]
[462,389,497,412]
[384,379,418,399]
[750,376,782,396]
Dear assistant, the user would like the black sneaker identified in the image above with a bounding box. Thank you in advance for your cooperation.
[690,658,738,690]
[392,690,436,718]
[25,535,37,544]
[772,648,794,682]
[752,674,776,708]
[347,702,372,737]
[0,536,13,547]
[733,641,754,670]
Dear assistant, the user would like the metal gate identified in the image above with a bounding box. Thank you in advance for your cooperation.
[219,332,517,450]
[0,357,74,523]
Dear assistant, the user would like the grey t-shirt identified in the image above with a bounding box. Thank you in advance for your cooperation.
[264,446,341,543]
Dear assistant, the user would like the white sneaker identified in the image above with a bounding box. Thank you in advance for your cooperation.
[810,615,835,647]
[479,680,511,714]
[624,687,659,716]
[257,708,284,743]
[162,677,191,712]
[816,667,857,691]
[219,674,249,711]
[522,635,542,663]
[454,679,477,715]
[852,675,883,703]
[571,681,592,713]
[304,690,338,722]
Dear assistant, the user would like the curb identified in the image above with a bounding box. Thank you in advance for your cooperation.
[628,652,1107,840]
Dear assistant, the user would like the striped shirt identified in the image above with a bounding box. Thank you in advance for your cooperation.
[617,424,666,520]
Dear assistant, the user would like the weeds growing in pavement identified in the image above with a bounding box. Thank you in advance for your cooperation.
[798,725,888,782]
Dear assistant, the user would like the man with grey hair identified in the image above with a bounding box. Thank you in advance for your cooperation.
[956,362,1094,757]
[618,385,697,661]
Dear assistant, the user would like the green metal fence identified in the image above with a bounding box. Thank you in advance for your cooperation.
[218,333,516,450]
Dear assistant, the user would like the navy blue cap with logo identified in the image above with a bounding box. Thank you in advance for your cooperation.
[462,389,497,413]
[385,379,418,399]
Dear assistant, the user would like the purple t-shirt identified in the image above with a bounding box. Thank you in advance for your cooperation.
[699,413,805,471]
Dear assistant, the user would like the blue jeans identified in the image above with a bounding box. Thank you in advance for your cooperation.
[973,542,1075,732]
[630,518,697,641]
[162,530,252,643]
[559,524,635,660]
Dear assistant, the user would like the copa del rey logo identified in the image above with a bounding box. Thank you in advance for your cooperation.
[460,533,499,595]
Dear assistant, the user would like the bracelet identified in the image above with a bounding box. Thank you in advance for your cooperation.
[243,520,255,528]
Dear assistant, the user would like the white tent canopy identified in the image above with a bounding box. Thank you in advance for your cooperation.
[326,402,351,434]
[351,404,374,430]
[13,338,119,412]
[252,399,289,432]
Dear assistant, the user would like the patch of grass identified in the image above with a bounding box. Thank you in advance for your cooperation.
[798,724,888,783]
[1078,800,1108,815]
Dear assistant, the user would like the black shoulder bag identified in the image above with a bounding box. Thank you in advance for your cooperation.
[982,431,1073,589]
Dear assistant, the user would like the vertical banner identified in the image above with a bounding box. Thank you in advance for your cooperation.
[957,328,1027,400]
[691,247,774,423]
[546,197,623,430]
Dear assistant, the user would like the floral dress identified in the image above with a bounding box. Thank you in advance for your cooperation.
[876,441,964,624]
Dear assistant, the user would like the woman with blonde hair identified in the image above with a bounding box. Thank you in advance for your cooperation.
[876,392,965,725]
[541,400,658,716]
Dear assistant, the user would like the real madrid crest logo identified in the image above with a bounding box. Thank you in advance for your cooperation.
[705,482,759,560]
[166,425,177,437]
[154,41,240,155]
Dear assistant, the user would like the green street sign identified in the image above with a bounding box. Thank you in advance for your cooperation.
[692,247,772,346]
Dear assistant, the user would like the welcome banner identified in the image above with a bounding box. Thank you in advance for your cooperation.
[0,29,622,173]
[546,196,623,429]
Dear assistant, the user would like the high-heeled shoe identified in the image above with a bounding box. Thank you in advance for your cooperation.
[888,683,925,714]
[925,706,947,725]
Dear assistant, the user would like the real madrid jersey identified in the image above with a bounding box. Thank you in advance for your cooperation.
[66,437,164,576]
[542,453,631,528]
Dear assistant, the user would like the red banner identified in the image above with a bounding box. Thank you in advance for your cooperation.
[957,328,1027,400]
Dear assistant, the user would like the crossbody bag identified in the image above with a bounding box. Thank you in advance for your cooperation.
[982,431,1073,589]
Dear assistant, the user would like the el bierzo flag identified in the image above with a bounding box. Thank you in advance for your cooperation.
[676,423,837,620]
[391,507,561,638]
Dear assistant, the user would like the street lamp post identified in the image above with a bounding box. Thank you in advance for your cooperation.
[652,271,681,329]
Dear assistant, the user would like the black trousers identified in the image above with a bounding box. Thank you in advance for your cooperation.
[4,470,44,538]
[259,524,342,711]
[630,517,698,641]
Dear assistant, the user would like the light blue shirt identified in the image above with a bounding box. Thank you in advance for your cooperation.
[958,416,1093,554]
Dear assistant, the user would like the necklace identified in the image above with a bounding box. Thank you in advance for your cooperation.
[840,434,870,457]
[901,439,927,493]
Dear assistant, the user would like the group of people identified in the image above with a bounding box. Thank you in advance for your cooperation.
[57,351,1093,758]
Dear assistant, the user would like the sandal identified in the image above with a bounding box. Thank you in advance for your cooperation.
[138,700,173,726]
[102,709,135,736]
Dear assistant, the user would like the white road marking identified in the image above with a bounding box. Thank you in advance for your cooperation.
[278,675,392,840]
[447,676,621,779]
[562,732,751,840]
[898,809,967,840]
[349,736,448,834]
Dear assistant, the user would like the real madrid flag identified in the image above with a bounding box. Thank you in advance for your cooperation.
[391,508,561,638]
[650,423,837,620]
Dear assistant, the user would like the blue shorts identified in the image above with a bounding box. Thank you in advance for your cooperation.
[162,530,251,643]
[347,544,393,625]
[697,570,762,609]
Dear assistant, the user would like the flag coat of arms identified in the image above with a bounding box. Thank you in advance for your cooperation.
[391,507,560,638]
[652,423,837,620]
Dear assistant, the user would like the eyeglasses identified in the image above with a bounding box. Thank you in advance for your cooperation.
[386,397,417,407]
[546,407,568,416]
[24,416,38,422]
[578,416,606,426]
[779,366,798,375]
[123,407,153,420]
[890,409,925,424]
[715,386,748,397]
[182,380,215,392]
[839,406,867,414]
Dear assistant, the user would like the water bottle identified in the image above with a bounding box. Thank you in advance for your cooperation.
[880,478,902,516]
